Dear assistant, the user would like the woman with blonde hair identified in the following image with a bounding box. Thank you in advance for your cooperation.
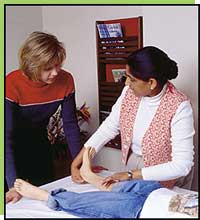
[6,32,81,203]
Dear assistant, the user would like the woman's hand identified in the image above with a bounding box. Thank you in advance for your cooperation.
[101,169,143,187]
[101,172,129,187]
[70,147,87,184]
[6,187,22,204]
[71,147,98,183]
[88,147,96,160]
[71,165,85,184]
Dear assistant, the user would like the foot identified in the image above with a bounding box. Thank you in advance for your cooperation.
[80,147,93,181]
[14,179,49,201]
[79,148,112,191]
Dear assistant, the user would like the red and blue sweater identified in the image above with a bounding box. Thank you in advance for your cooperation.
[6,69,81,187]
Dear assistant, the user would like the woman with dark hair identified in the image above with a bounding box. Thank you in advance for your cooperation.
[71,46,195,190]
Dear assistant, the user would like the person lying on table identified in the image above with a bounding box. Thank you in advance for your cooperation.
[13,147,163,218]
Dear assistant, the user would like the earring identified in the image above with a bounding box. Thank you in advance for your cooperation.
[150,86,153,90]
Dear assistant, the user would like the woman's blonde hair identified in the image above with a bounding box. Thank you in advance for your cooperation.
[18,31,66,81]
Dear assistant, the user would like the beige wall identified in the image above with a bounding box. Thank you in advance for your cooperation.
[6,5,198,191]
[6,6,43,74]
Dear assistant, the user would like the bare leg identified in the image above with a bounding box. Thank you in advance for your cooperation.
[80,147,115,191]
[14,179,49,201]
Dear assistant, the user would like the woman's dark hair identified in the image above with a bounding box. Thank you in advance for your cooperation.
[126,46,178,87]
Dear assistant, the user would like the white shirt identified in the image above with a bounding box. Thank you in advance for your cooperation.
[85,85,195,181]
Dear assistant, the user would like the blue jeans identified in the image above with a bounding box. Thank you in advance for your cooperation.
[47,179,162,218]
